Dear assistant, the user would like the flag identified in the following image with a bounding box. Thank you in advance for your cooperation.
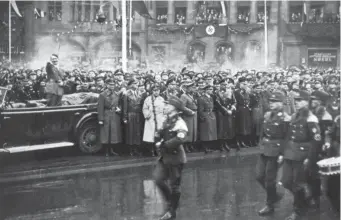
[10,0,22,17]
[34,8,45,19]
[132,0,153,19]
[301,1,307,27]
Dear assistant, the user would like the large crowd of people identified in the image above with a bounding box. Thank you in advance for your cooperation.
[0,56,339,157]
[1,54,340,220]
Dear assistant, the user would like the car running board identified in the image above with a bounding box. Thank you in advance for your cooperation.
[0,142,74,153]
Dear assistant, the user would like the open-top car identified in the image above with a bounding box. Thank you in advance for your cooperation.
[0,86,102,154]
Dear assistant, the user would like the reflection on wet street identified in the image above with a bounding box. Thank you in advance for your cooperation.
[0,154,338,220]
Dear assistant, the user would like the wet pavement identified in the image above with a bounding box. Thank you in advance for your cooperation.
[0,153,339,220]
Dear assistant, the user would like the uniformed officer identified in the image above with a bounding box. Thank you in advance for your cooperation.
[153,96,188,220]
[281,90,322,220]
[256,91,289,215]
[307,90,333,208]
[323,114,340,214]
[98,78,123,156]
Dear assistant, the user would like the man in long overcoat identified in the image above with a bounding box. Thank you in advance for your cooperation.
[214,79,236,151]
[123,78,144,156]
[98,79,123,156]
[45,54,64,106]
[180,82,198,152]
[234,77,252,148]
[197,85,217,153]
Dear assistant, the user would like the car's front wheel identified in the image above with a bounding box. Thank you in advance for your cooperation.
[78,122,102,154]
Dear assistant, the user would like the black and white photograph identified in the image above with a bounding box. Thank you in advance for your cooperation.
[0,0,340,219]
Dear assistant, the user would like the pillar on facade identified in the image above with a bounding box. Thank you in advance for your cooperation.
[229,1,237,24]
[281,0,289,22]
[109,1,114,21]
[270,1,279,23]
[74,1,79,22]
[186,0,195,24]
[40,1,48,25]
[81,0,85,21]
[250,0,257,23]
[167,0,174,24]
[24,2,35,60]
[90,0,94,21]
[148,0,156,25]
[62,1,71,24]
[305,1,311,22]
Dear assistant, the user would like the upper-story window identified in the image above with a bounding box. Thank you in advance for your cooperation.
[257,5,270,23]
[289,1,303,22]
[237,1,250,24]
[175,7,186,25]
[156,7,168,24]
[195,1,226,25]
[48,0,62,21]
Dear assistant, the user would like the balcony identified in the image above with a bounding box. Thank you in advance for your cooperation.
[286,22,340,37]
[38,20,143,35]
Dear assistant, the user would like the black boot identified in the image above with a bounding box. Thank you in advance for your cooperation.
[258,205,274,216]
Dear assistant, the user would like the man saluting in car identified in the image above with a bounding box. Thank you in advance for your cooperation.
[45,54,64,106]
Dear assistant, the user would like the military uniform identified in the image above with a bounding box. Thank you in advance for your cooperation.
[98,85,123,155]
[324,115,340,213]
[281,90,321,220]
[122,83,144,153]
[308,90,333,207]
[153,97,188,220]
[255,92,289,215]
[179,83,198,147]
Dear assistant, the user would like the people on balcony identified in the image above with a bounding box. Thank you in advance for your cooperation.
[257,12,269,23]
[175,13,186,25]
[290,12,302,22]
[156,14,167,24]
[237,12,250,24]
[195,8,224,25]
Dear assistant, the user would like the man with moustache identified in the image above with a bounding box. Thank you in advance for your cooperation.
[255,91,289,215]
[45,54,64,106]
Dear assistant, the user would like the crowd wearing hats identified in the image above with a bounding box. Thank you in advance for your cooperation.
[0,61,340,156]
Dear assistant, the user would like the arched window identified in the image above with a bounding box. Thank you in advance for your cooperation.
[187,41,206,63]
[215,42,233,64]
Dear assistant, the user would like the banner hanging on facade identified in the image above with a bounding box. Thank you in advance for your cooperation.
[308,49,338,68]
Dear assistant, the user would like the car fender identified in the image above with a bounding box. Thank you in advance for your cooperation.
[75,112,98,134]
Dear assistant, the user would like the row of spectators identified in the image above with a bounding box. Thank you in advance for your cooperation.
[290,11,340,23]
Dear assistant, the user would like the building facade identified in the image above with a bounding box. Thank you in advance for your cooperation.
[1,0,339,69]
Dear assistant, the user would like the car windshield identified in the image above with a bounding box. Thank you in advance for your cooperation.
[0,87,8,107]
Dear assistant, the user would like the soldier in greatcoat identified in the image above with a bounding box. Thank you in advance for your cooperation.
[153,96,188,220]
[214,79,236,151]
[234,77,252,148]
[256,91,289,216]
[197,85,217,153]
[97,78,123,156]
[180,82,198,152]
[123,78,144,156]
[250,84,268,147]
[281,90,322,220]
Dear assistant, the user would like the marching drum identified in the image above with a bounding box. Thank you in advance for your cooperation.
[317,157,341,176]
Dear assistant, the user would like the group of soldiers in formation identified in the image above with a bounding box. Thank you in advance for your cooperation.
[0,58,340,220]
